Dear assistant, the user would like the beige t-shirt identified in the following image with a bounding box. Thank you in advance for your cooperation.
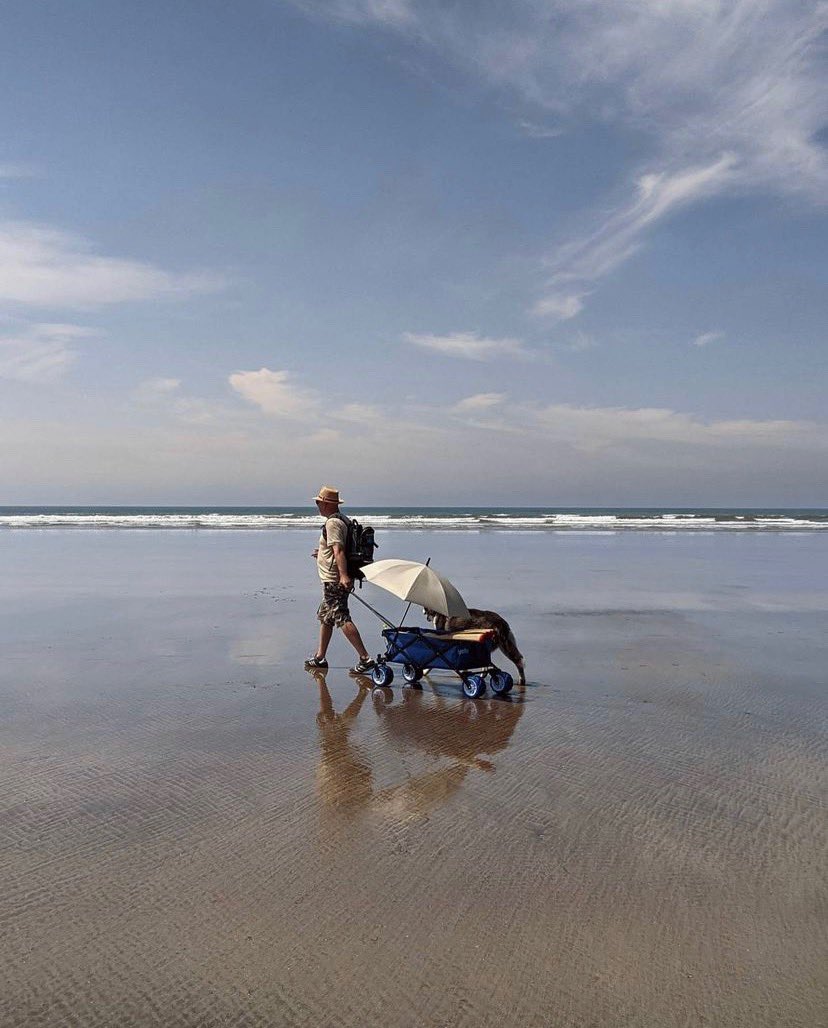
[317,515,348,584]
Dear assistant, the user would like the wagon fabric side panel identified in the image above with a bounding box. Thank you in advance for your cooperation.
[381,628,494,672]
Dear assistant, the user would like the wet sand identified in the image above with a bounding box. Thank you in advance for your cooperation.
[1,530,826,1027]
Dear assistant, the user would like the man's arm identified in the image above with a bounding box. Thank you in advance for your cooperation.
[331,543,352,590]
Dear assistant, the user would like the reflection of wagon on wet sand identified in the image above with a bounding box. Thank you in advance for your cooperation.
[354,557,515,700]
[372,685,524,764]
[370,627,514,699]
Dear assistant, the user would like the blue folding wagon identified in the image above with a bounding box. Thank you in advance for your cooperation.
[369,625,514,698]
[352,556,514,699]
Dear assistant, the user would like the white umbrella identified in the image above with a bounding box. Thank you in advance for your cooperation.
[361,559,470,619]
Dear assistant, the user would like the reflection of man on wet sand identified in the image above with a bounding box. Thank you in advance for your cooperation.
[311,670,374,813]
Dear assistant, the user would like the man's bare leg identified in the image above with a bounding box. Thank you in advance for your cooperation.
[316,622,333,660]
[341,620,370,660]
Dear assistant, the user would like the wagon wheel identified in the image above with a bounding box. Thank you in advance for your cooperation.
[402,663,423,684]
[371,664,394,687]
[488,669,514,695]
[461,674,487,699]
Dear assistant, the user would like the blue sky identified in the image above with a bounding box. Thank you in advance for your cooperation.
[1,0,826,505]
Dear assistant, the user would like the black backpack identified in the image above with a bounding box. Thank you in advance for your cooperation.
[323,513,378,580]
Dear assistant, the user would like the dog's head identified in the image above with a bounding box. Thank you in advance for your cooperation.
[423,608,450,631]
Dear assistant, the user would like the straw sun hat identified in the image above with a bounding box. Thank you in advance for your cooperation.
[313,485,342,504]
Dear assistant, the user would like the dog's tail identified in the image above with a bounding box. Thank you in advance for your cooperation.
[502,628,526,684]
[506,628,523,662]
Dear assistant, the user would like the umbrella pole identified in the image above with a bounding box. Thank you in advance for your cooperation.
[351,590,397,629]
[397,557,430,629]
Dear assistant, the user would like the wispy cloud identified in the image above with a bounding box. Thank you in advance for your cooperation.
[293,1,828,315]
[0,162,39,180]
[135,371,382,431]
[454,392,506,413]
[305,427,343,446]
[403,330,529,360]
[0,322,97,382]
[166,397,232,425]
[564,332,597,353]
[133,374,252,425]
[228,367,320,419]
[444,396,828,459]
[531,292,585,321]
[7,381,825,501]
[535,154,737,317]
[517,119,563,140]
[332,402,383,423]
[288,0,414,28]
[692,330,725,348]
[0,221,223,309]
[132,376,237,425]
[133,377,183,402]
[527,402,826,454]
[339,0,828,198]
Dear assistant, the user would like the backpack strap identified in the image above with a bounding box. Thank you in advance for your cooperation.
[321,511,350,543]
[322,511,351,573]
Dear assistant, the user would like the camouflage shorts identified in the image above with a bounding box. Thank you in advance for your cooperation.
[317,582,352,627]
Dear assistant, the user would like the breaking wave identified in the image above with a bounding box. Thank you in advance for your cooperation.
[1,507,826,531]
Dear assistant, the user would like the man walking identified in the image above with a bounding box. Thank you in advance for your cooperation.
[304,485,376,675]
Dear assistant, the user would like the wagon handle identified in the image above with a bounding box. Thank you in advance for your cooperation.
[351,590,397,629]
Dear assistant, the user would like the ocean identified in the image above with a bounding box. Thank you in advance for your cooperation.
[0,505,826,531]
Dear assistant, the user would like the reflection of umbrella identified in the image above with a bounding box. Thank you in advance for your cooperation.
[362,559,470,619]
